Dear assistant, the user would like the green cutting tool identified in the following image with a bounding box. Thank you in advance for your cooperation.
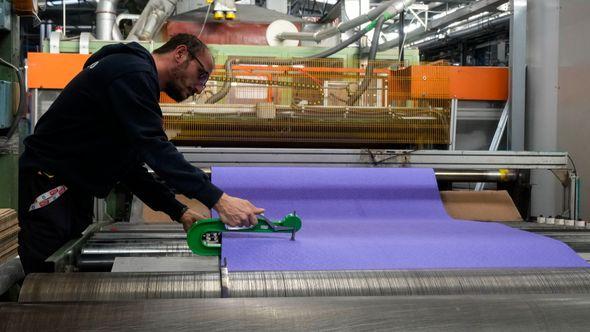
[186,213,302,256]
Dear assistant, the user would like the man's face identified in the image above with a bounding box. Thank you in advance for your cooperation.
[164,46,213,102]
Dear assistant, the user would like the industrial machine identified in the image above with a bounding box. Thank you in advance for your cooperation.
[3,0,590,330]
[11,207,590,331]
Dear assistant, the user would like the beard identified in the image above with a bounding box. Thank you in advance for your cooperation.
[164,80,187,102]
[164,60,190,102]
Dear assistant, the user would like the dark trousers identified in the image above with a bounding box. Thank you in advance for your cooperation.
[18,168,93,274]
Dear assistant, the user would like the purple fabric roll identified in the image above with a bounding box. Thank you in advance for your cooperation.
[214,167,588,271]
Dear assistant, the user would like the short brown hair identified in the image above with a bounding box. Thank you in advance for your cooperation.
[153,33,209,56]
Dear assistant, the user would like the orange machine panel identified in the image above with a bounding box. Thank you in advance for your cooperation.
[408,66,451,99]
[402,65,508,101]
[28,52,508,101]
[27,52,174,102]
[449,66,508,101]
[27,52,90,89]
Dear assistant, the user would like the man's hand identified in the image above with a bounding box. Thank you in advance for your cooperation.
[213,193,265,227]
[179,208,208,232]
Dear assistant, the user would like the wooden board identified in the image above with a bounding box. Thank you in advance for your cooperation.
[0,218,17,233]
[0,241,18,263]
[0,209,17,222]
[0,225,19,241]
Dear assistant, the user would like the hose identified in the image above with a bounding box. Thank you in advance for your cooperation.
[205,58,322,104]
[207,8,397,104]
[307,24,374,59]
[346,14,386,106]
[205,58,237,104]
[277,0,414,43]
[0,258,24,295]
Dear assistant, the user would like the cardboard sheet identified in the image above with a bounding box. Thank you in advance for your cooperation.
[142,195,210,223]
[216,168,588,271]
[441,190,523,222]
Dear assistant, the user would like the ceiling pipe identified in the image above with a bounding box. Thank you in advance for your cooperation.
[126,0,178,41]
[411,15,509,50]
[363,0,507,53]
[112,14,140,41]
[95,0,120,40]
[275,0,415,43]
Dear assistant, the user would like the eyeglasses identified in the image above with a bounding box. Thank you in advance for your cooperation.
[187,49,211,87]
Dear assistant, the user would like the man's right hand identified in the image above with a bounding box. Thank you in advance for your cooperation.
[213,193,265,227]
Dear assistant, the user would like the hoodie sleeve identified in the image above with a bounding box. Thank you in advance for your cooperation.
[107,72,224,209]
[122,164,188,221]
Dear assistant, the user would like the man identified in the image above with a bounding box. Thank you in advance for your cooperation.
[18,34,263,274]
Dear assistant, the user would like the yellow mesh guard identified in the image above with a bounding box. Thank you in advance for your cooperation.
[162,58,451,148]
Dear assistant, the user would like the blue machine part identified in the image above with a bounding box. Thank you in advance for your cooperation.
[0,80,12,129]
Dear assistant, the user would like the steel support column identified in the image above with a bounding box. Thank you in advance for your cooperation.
[509,0,527,150]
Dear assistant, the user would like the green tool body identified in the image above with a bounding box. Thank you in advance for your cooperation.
[186,213,302,256]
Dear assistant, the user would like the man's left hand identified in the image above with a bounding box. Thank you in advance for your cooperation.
[179,208,208,232]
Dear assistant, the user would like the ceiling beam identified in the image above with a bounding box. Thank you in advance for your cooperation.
[428,0,506,30]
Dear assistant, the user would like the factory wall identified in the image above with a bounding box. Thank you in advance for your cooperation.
[557,0,590,219]
[526,0,562,218]
[527,0,590,219]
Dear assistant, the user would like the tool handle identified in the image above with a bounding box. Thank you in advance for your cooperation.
[186,213,302,256]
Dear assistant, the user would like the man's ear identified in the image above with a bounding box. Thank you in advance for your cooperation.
[174,45,189,64]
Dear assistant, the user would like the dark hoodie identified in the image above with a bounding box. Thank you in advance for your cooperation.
[20,42,223,221]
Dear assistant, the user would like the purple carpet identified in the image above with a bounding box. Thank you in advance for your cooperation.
[214,167,588,271]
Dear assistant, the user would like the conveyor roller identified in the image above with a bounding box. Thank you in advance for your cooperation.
[19,268,590,302]
[228,268,590,297]
[19,272,221,302]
